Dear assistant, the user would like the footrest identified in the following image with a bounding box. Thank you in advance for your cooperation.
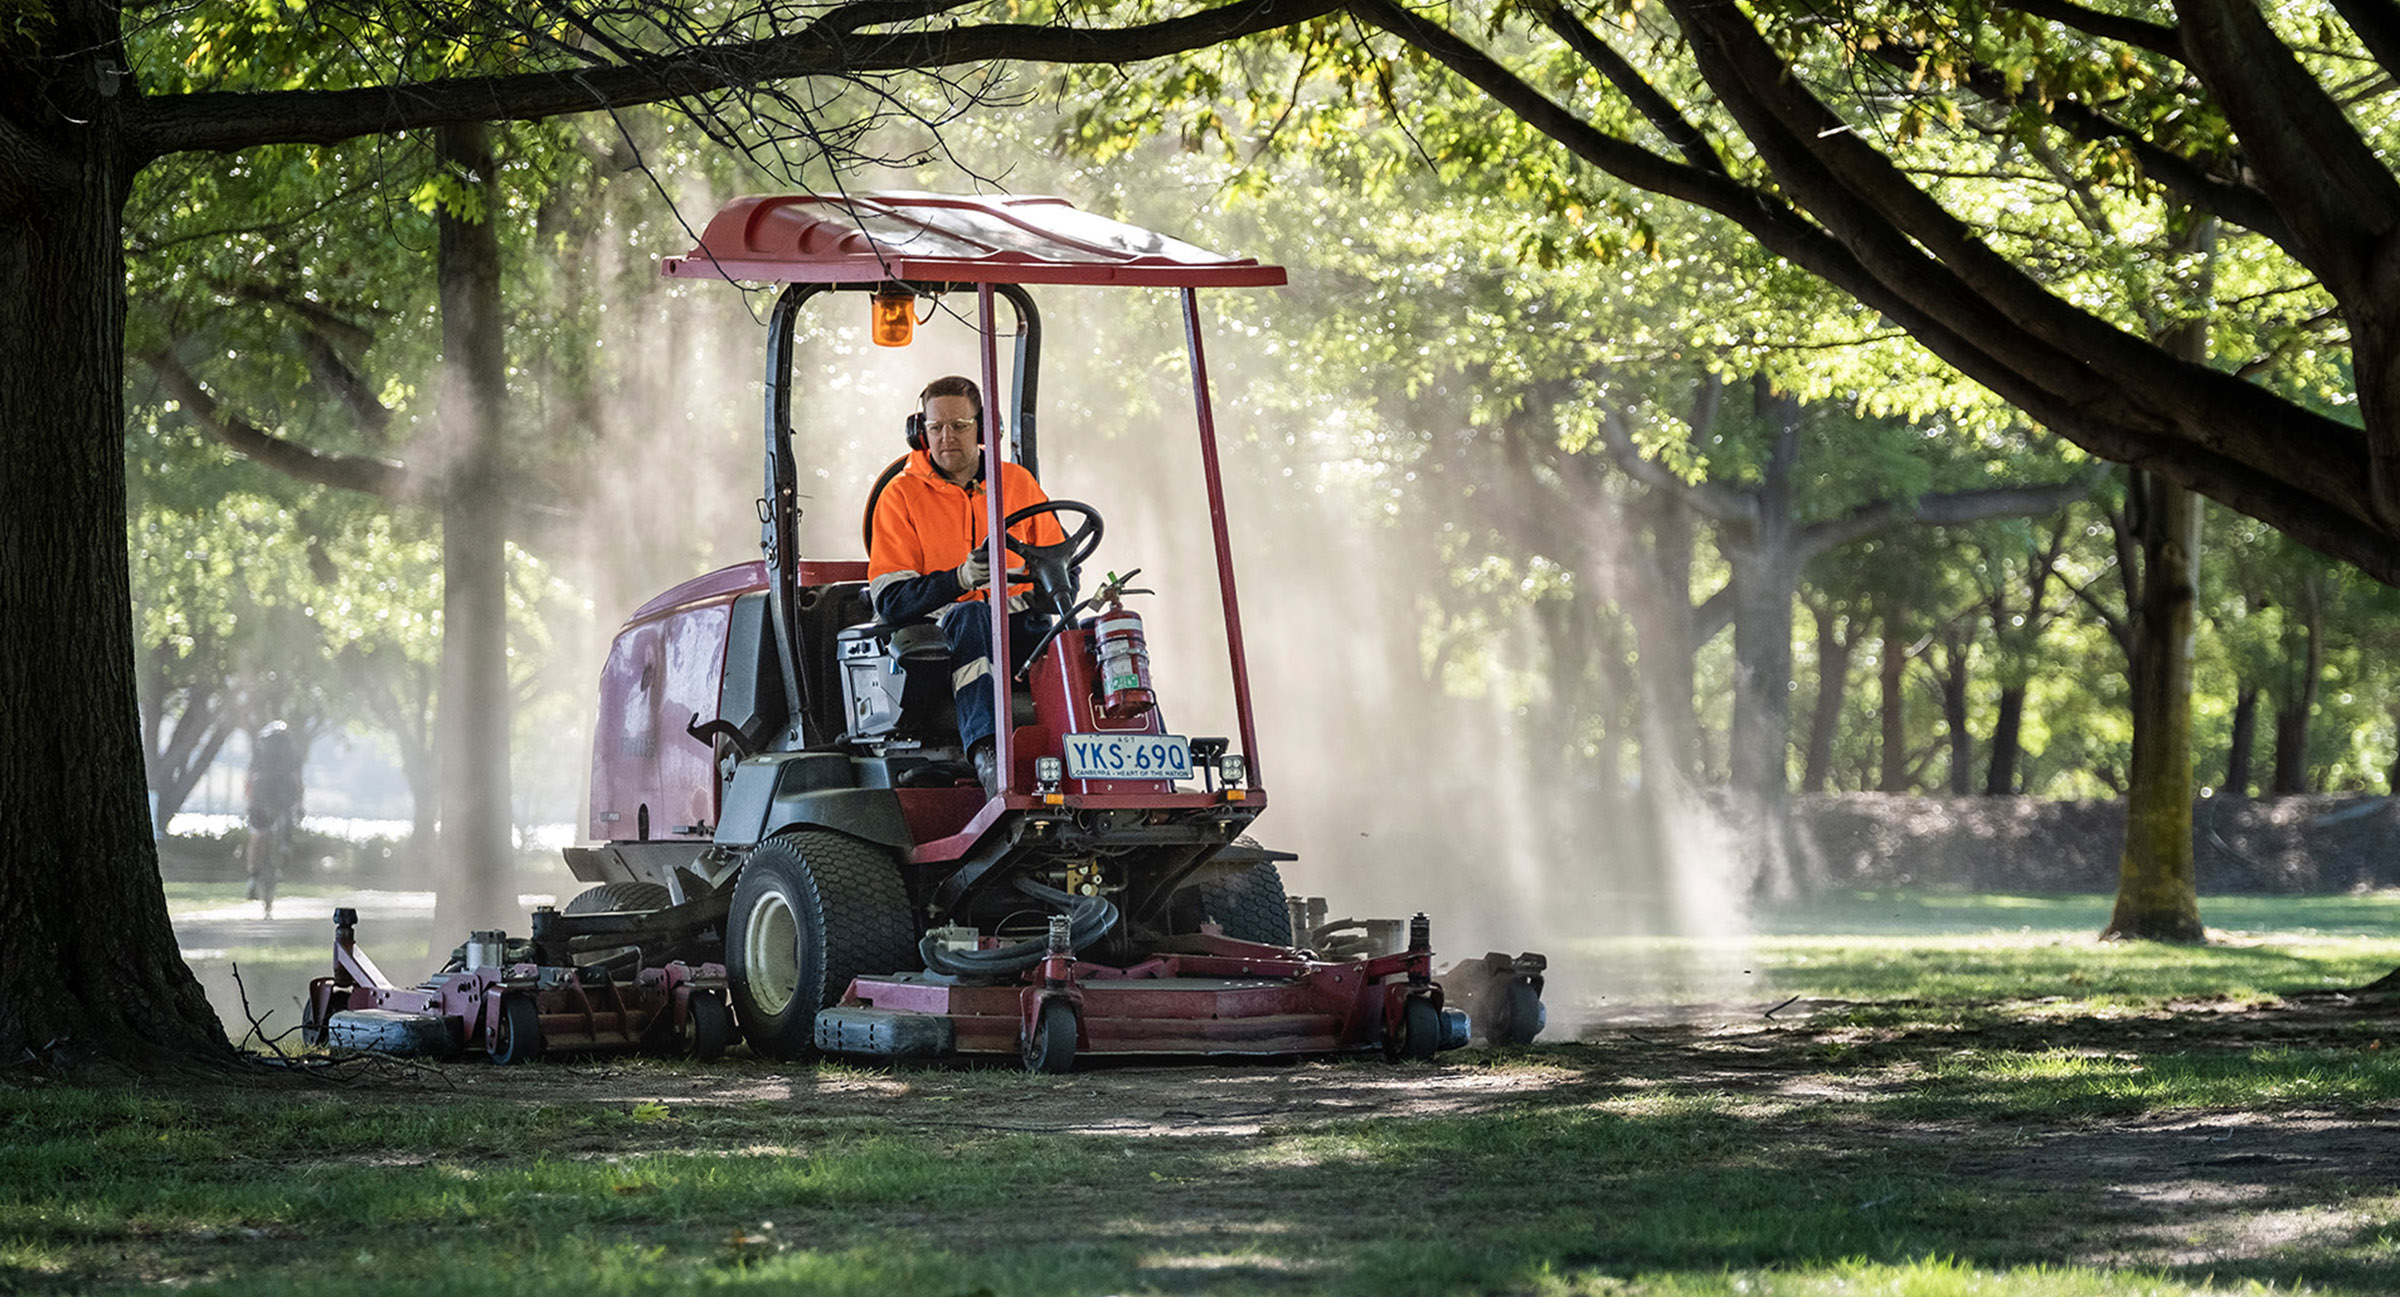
[326,1009,458,1055]
[815,1006,957,1057]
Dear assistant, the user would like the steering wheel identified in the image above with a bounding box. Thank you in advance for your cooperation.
[1002,499,1103,568]
[1000,500,1105,673]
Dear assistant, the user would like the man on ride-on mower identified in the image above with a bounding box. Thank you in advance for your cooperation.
[866,375,1065,797]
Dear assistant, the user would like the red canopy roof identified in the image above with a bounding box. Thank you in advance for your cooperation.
[659,191,1287,288]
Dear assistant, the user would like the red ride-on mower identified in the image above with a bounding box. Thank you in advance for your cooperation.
[306,193,1546,1070]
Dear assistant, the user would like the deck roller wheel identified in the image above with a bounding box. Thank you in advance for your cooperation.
[727,831,917,1061]
[486,995,544,1066]
[1386,997,1440,1064]
[1497,980,1546,1046]
[687,993,731,1063]
[1022,1001,1077,1074]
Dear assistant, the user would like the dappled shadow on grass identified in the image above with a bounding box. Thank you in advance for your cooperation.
[11,1006,2400,1295]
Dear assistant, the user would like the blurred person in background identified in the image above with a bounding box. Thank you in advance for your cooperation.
[245,720,304,917]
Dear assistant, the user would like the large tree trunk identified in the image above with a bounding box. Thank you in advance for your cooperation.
[2104,472,2206,941]
[2225,685,2258,796]
[2104,211,2211,944]
[1,14,233,1066]
[428,122,519,949]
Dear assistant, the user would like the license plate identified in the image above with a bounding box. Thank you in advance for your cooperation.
[1062,733,1192,781]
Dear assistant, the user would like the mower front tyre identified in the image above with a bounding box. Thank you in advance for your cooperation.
[727,832,917,1061]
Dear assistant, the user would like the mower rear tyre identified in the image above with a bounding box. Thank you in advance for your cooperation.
[1188,862,1292,946]
[687,992,732,1062]
[1023,1001,1077,1074]
[727,832,917,1061]
[564,882,672,914]
[487,996,544,1066]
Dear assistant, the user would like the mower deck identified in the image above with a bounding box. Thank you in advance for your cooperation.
[302,908,735,1064]
[817,929,1469,1071]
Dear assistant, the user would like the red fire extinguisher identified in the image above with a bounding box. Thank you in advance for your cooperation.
[1087,571,1157,719]
[1094,611,1156,719]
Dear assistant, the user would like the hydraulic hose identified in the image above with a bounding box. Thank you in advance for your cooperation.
[919,878,1118,978]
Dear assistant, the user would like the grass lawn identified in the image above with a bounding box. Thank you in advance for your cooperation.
[6,890,2394,1295]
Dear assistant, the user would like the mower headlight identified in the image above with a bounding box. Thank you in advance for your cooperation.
[1035,756,1064,785]
[1219,754,1246,787]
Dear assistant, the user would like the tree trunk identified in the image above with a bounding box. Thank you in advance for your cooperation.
[1986,683,2025,796]
[2225,685,2258,796]
[2271,578,2323,795]
[1937,634,1972,795]
[2104,471,2206,942]
[1633,486,1701,786]
[2104,210,2212,944]
[0,18,233,1065]
[1725,560,1796,810]
[1801,599,1852,793]
[1878,623,1910,792]
[2388,705,2400,795]
[428,122,519,949]
[139,666,238,836]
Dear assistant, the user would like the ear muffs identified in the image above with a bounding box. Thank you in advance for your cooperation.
[906,408,985,452]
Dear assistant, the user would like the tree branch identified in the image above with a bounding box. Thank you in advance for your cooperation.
[1692,583,1734,644]
[1590,394,1760,526]
[144,351,410,497]
[1797,478,2094,558]
[124,0,1346,159]
[1533,2,1726,176]
[1998,0,2183,59]
[1357,0,2400,577]
[2172,0,2400,303]
[2329,0,2400,86]
[1865,41,2303,262]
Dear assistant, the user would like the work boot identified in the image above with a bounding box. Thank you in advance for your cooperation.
[970,740,1000,799]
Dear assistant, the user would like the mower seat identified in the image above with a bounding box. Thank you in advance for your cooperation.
[836,619,1037,747]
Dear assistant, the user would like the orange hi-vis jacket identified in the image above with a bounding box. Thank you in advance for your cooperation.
[867,448,1065,623]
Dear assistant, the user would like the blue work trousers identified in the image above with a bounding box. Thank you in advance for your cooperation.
[943,605,1051,752]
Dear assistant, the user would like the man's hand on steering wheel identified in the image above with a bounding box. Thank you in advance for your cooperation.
[1002,500,1102,611]
[1001,500,1104,675]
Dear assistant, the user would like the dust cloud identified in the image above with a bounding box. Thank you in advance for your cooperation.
[543,182,1761,1030]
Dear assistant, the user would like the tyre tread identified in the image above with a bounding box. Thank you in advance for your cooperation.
[1195,862,1291,946]
[565,882,672,914]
